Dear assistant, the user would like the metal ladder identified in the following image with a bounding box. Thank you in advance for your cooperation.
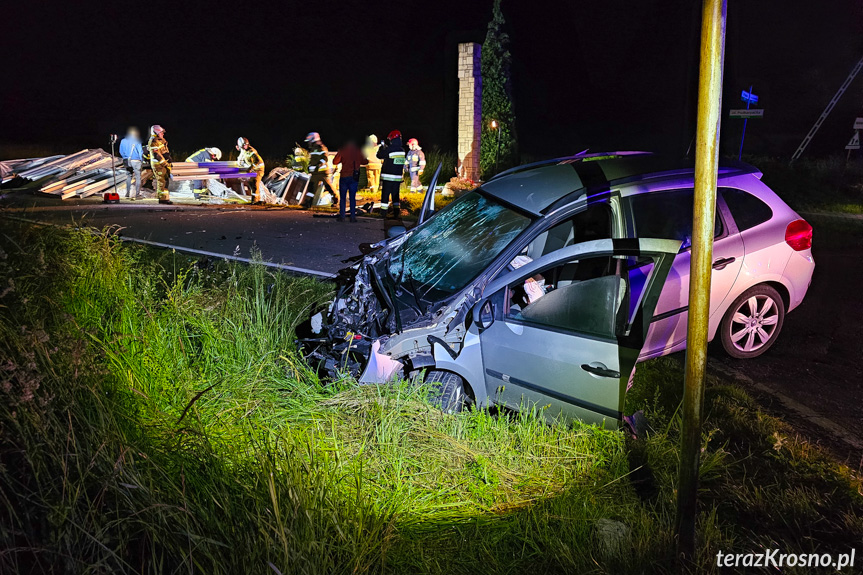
[790,55,863,164]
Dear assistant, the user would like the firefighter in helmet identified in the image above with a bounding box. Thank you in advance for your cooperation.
[237,137,265,203]
[363,134,382,193]
[148,125,172,204]
[184,147,222,196]
[377,130,405,217]
[405,138,426,193]
[304,132,338,206]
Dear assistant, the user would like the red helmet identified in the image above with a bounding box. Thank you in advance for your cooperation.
[407,138,418,147]
[387,130,401,140]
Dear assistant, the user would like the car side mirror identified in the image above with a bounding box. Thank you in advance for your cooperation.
[386,225,407,238]
[472,299,495,331]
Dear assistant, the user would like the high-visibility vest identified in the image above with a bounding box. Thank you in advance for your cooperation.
[239,146,265,172]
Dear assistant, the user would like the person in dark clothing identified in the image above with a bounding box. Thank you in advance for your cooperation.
[333,140,366,222]
[376,130,405,217]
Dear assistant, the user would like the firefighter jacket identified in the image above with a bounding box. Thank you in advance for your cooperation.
[406,148,426,175]
[147,135,169,165]
[363,142,382,168]
[308,144,330,177]
[377,137,405,182]
[238,146,265,173]
[185,148,212,163]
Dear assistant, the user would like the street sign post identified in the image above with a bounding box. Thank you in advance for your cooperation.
[734,86,761,160]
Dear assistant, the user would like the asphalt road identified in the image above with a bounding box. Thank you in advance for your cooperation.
[0,197,386,275]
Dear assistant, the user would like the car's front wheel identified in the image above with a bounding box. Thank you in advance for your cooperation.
[424,370,467,413]
[720,284,785,359]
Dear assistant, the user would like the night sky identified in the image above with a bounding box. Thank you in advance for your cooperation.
[2,0,861,161]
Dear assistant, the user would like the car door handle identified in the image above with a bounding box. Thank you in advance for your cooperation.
[712,257,736,270]
[581,364,621,379]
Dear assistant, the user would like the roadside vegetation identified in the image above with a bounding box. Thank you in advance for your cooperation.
[752,154,863,215]
[1,221,861,574]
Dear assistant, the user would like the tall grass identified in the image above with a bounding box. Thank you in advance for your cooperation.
[0,224,651,573]
[1,222,860,574]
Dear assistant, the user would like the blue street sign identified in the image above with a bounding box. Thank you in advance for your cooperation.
[741,90,759,105]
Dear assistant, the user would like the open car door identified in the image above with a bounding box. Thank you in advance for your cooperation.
[417,163,443,225]
[474,238,680,428]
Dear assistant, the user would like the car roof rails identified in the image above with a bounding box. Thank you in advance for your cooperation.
[485,150,655,183]
[485,151,761,186]
[485,149,591,183]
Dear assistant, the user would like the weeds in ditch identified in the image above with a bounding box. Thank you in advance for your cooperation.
[0,222,860,574]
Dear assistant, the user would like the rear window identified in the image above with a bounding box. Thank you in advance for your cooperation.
[721,188,773,231]
[629,189,723,251]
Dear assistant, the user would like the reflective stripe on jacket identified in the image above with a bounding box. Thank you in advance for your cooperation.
[185,148,211,163]
[406,149,425,173]
[377,137,405,180]
[308,144,330,176]
[147,135,169,164]
[239,146,265,172]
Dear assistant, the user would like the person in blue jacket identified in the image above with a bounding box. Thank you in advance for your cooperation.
[119,127,144,199]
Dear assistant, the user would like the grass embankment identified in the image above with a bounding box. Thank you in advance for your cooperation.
[753,154,863,215]
[1,222,861,574]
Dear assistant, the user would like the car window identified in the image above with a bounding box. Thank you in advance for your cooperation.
[629,189,723,250]
[505,254,626,339]
[721,188,773,231]
[521,202,612,261]
[388,191,532,299]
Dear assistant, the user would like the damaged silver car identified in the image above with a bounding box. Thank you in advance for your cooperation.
[299,152,812,428]
[298,153,687,428]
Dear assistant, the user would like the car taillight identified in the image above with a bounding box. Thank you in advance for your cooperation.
[785,219,812,251]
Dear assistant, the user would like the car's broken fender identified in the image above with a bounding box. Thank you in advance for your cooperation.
[358,340,404,383]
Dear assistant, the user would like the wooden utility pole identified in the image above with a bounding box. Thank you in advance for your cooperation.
[676,0,727,564]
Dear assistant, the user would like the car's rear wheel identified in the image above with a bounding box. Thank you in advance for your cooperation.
[720,284,785,359]
[424,370,467,413]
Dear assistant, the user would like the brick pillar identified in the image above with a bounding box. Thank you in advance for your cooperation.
[457,42,482,182]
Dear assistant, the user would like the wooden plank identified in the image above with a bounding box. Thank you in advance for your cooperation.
[41,170,100,192]
[79,174,126,198]
[170,173,220,181]
[69,174,112,197]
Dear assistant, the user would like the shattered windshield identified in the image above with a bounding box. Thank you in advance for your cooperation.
[388,191,532,298]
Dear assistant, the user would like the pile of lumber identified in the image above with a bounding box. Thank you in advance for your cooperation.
[4,149,133,199]
[169,161,255,182]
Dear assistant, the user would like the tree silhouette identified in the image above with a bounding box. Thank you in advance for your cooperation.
[480,0,517,178]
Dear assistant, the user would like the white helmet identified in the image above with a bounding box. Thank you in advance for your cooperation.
[206,147,222,160]
[237,137,249,149]
[368,134,378,145]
